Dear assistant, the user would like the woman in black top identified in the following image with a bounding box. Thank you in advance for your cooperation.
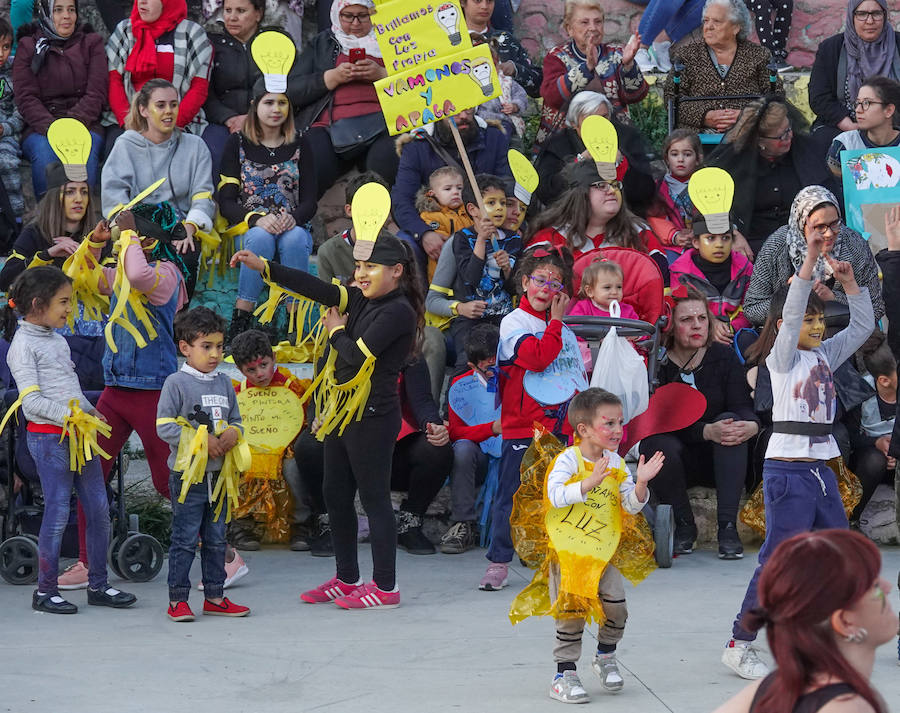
[231,231,424,609]
[218,78,317,338]
[639,286,759,559]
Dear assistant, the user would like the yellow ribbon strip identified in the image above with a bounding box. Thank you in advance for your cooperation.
[104,230,159,353]
[305,337,376,440]
[105,177,167,220]
[62,233,111,327]
[60,400,112,473]
[0,385,40,434]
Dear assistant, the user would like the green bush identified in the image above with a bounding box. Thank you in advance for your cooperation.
[629,93,669,156]
[124,486,172,548]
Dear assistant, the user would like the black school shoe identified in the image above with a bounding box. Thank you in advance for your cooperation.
[717,522,744,560]
[33,590,78,614]
[396,510,436,555]
[673,516,698,555]
[87,586,137,608]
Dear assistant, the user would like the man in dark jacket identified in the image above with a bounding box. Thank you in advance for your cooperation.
[392,109,511,265]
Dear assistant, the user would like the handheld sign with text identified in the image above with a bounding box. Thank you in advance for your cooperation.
[372,0,471,74]
[236,384,305,479]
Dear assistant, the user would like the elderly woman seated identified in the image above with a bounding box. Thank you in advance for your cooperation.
[663,0,783,134]
[534,0,646,150]
[533,91,654,213]
[809,0,900,141]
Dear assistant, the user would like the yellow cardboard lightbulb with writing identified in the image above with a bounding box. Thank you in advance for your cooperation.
[688,167,735,235]
[580,114,618,182]
[351,182,392,261]
[47,118,92,182]
[251,31,296,94]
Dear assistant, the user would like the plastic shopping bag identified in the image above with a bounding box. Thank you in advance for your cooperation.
[589,301,649,423]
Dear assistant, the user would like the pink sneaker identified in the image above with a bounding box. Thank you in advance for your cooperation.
[478,562,508,591]
[197,550,249,591]
[333,581,400,610]
[58,561,89,590]
[300,576,362,604]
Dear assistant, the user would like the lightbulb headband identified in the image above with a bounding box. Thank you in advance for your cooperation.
[687,167,735,236]
[251,31,296,94]
[47,118,91,183]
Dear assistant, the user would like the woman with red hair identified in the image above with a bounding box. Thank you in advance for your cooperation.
[714,529,895,713]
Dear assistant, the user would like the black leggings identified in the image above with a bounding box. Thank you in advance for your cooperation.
[323,411,401,591]
[744,0,793,59]
[294,427,327,516]
[849,444,895,521]
[391,433,453,516]
[639,412,748,524]
[304,127,400,200]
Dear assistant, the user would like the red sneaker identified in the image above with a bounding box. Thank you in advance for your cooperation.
[202,597,250,617]
[300,576,362,604]
[167,601,195,622]
[333,581,400,610]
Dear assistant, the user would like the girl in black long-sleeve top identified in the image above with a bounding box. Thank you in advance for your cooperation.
[231,232,423,609]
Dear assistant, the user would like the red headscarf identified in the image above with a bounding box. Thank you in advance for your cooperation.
[125,0,188,75]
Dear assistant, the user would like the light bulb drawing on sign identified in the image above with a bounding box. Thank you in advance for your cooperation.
[435,3,462,45]
[469,60,494,96]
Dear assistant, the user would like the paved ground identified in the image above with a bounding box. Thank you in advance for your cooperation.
[2,542,898,713]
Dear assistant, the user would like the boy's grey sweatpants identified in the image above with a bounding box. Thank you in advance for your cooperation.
[549,560,628,664]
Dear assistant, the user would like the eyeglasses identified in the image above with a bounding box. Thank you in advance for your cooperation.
[760,125,793,141]
[528,274,565,292]
[589,180,623,193]
[809,218,842,237]
[854,98,887,111]
[339,11,371,23]
[853,9,885,22]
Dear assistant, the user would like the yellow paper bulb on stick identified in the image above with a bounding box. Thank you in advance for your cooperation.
[351,183,392,261]
[579,115,618,181]
[47,118,92,182]
[688,167,735,235]
[507,149,539,206]
[251,31,296,94]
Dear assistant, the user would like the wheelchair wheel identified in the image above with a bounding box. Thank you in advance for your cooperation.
[117,533,163,582]
[107,534,127,580]
[0,536,39,585]
[653,504,674,569]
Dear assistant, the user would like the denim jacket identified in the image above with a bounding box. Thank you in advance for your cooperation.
[102,285,180,390]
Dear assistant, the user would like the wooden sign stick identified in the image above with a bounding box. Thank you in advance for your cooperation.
[449,117,499,251]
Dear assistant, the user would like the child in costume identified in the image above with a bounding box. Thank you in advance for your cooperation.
[480,244,587,592]
[669,167,753,344]
[0,18,23,219]
[231,188,423,610]
[416,166,473,281]
[156,306,250,622]
[441,322,501,554]
[447,173,522,373]
[722,192,874,679]
[541,388,663,703]
[229,328,311,551]
[2,266,137,614]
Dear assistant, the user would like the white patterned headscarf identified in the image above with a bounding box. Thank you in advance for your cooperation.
[331,0,382,58]
[785,185,844,281]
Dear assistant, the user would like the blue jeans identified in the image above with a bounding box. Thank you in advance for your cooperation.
[732,459,848,641]
[238,225,313,303]
[22,130,103,199]
[167,471,227,601]
[487,437,532,563]
[636,0,704,45]
[27,431,109,595]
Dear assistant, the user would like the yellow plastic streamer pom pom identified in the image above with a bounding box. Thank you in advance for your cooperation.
[62,234,111,327]
[104,230,159,353]
[61,400,112,473]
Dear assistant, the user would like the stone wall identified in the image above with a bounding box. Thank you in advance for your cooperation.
[513,0,900,70]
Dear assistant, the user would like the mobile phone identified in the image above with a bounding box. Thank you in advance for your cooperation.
[349,48,366,63]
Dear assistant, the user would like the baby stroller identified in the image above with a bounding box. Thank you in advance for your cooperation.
[0,337,164,585]
[562,247,682,568]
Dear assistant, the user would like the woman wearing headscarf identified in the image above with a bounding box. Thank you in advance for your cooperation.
[809,0,900,140]
[105,0,213,138]
[12,0,107,197]
[742,185,884,328]
[293,0,397,198]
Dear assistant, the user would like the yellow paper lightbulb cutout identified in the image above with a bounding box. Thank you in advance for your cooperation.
[688,167,735,235]
[435,3,463,45]
[47,118,92,182]
[351,182,392,261]
[251,31,296,94]
[580,114,618,181]
[507,149,539,206]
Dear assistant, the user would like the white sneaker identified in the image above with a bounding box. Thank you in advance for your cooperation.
[634,47,656,73]
[592,652,624,692]
[549,671,590,704]
[721,640,770,679]
[652,40,672,72]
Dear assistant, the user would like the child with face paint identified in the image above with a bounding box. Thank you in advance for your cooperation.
[231,229,423,609]
[722,208,875,680]
[669,210,754,345]
[445,173,523,373]
[480,244,587,592]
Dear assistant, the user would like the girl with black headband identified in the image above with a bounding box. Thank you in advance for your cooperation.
[231,230,423,609]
